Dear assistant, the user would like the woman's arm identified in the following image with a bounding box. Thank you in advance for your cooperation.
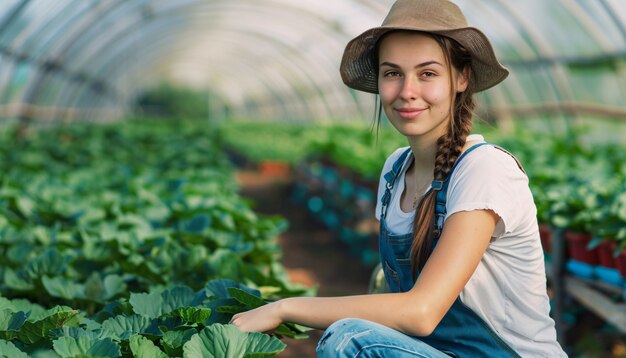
[230,209,498,336]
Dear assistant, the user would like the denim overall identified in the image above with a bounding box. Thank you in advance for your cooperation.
[379,142,521,357]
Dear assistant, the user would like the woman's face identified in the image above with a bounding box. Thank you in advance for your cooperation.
[377,31,467,141]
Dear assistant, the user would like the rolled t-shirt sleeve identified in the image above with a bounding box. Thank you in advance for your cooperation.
[445,146,529,238]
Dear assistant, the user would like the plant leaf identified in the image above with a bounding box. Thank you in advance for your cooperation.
[130,286,196,319]
[129,334,168,358]
[168,307,212,325]
[24,248,68,280]
[100,314,161,340]
[18,309,79,344]
[3,268,34,291]
[182,324,285,358]
[161,329,197,357]
[53,335,121,358]
[0,309,28,340]
[204,279,260,300]
[0,338,28,358]
[42,276,85,300]
[227,288,265,309]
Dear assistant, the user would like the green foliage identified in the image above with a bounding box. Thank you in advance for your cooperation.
[53,335,121,358]
[0,339,28,357]
[220,121,405,172]
[0,119,313,356]
[182,324,286,358]
[135,83,209,119]
[221,120,626,245]
[0,276,301,356]
[129,334,167,358]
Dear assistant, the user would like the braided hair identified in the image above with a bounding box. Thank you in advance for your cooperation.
[409,35,476,275]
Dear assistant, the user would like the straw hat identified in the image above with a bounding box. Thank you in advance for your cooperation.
[340,0,508,94]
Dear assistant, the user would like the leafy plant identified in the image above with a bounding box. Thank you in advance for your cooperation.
[0,119,314,356]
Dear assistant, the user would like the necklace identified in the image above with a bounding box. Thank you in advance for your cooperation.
[405,158,432,210]
[412,194,419,209]
[411,181,431,209]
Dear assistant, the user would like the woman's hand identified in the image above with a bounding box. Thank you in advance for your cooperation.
[230,300,285,333]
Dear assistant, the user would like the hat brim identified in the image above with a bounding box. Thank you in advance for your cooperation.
[340,26,509,94]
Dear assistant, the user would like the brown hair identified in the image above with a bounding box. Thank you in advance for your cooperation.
[409,34,476,275]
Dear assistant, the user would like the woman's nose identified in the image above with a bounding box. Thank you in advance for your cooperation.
[399,76,419,100]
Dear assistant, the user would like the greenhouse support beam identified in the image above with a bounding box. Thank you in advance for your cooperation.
[504,51,626,67]
[0,0,31,35]
[0,103,117,122]
[599,0,626,40]
[487,101,626,121]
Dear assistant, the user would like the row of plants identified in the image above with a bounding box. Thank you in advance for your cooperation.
[491,128,626,283]
[0,119,311,357]
[220,121,407,267]
[221,121,626,281]
[220,121,405,180]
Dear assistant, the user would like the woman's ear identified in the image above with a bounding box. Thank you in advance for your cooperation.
[456,66,470,93]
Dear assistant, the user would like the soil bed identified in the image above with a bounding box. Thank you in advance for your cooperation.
[236,169,372,357]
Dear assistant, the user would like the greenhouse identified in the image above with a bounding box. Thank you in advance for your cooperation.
[0,0,625,357]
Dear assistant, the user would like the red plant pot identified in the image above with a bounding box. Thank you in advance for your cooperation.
[610,242,626,277]
[259,161,291,178]
[597,240,617,269]
[538,224,552,253]
[564,231,599,265]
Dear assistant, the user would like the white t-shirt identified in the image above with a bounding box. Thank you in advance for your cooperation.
[374,135,566,357]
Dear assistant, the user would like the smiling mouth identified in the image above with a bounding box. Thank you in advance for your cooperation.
[395,107,426,119]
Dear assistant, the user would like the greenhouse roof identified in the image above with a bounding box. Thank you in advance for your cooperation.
[0,0,625,123]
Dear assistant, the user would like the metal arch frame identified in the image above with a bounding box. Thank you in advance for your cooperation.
[147,30,331,121]
[601,0,626,40]
[29,1,127,60]
[117,0,366,121]
[62,0,366,121]
[1,0,388,122]
[2,0,61,46]
[5,1,136,119]
[177,29,337,120]
[561,0,614,52]
[599,0,626,96]
[474,0,626,122]
[176,1,363,120]
[12,1,122,112]
[17,0,154,110]
[1,0,625,123]
[489,0,576,117]
[22,2,352,121]
[3,0,125,107]
[46,3,213,117]
[0,0,31,37]
[13,0,88,57]
[30,0,130,114]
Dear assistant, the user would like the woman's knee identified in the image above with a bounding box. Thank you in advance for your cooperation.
[316,318,450,357]
[316,318,380,356]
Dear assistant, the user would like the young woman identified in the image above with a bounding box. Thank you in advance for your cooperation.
[231,0,567,356]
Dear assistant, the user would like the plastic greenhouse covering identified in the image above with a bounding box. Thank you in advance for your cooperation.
[0,0,625,125]
[1,1,626,357]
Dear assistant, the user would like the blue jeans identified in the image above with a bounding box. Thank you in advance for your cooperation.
[316,318,451,357]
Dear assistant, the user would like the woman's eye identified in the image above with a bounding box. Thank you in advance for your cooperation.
[421,71,436,78]
[383,71,400,78]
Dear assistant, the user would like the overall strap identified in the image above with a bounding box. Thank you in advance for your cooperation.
[380,148,411,219]
[433,142,491,238]
[433,142,525,238]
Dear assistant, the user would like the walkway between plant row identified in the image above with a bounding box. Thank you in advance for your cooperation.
[236,169,372,358]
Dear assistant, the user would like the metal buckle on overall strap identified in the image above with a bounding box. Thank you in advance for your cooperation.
[432,179,446,238]
[431,180,444,191]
